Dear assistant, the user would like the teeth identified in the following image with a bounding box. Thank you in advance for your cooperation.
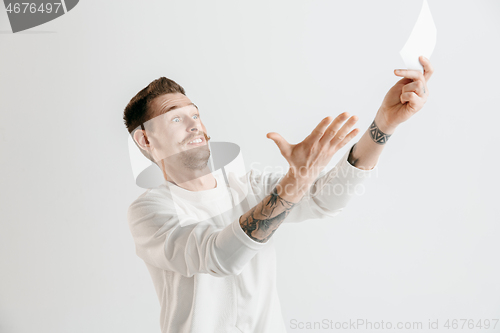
[189,138,202,144]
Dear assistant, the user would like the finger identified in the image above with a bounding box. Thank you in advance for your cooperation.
[394,69,425,82]
[419,55,434,82]
[266,132,292,158]
[400,91,420,105]
[329,115,359,146]
[307,116,334,143]
[402,80,427,97]
[318,112,350,144]
[334,128,360,151]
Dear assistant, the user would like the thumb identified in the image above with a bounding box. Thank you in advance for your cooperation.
[267,132,290,157]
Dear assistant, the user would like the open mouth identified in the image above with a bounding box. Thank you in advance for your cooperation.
[186,136,205,146]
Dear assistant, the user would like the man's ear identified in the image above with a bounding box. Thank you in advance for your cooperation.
[133,129,150,150]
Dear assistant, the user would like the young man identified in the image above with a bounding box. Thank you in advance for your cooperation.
[123,56,433,332]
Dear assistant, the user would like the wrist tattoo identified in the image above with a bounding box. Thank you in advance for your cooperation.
[240,187,296,243]
[369,120,392,145]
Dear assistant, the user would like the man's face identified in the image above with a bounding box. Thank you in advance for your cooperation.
[143,92,211,170]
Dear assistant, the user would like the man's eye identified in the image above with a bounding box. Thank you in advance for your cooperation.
[172,114,198,122]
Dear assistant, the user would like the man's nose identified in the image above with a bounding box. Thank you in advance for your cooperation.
[187,118,199,132]
[188,123,198,132]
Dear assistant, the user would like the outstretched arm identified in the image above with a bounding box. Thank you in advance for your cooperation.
[348,55,435,170]
[242,112,360,242]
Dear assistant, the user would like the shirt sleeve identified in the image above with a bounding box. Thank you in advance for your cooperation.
[127,194,269,278]
[248,143,378,223]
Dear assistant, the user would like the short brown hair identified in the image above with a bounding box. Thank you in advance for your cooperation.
[123,77,186,164]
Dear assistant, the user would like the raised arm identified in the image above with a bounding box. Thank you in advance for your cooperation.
[347,55,435,170]
[240,112,360,243]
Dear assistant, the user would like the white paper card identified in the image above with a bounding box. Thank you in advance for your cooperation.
[399,0,437,72]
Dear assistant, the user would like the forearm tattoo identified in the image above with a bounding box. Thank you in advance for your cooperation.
[369,120,392,145]
[240,187,296,243]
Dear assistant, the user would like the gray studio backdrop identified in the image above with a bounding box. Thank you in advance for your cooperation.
[1,1,499,332]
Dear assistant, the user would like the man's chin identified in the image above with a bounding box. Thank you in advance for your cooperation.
[179,146,211,168]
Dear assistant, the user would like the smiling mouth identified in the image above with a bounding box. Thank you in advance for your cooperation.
[186,136,206,146]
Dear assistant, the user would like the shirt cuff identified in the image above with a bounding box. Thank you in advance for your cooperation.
[213,218,267,275]
[345,143,378,172]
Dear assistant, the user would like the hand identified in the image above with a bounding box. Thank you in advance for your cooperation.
[378,56,434,129]
[267,113,359,183]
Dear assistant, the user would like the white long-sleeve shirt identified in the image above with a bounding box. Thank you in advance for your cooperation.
[127,144,378,333]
